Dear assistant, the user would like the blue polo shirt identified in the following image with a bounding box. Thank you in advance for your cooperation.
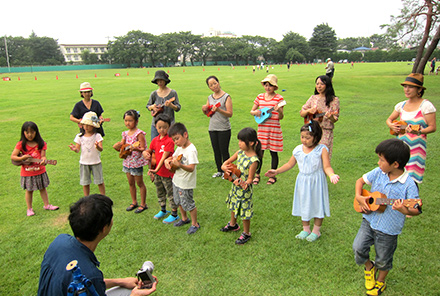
[362,167,419,235]
[38,234,106,296]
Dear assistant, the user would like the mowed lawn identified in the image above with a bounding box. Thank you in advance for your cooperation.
[0,62,439,295]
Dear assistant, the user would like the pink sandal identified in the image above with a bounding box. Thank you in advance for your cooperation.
[44,204,59,211]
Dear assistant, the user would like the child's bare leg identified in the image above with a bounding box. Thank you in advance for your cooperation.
[83,185,90,197]
[179,205,188,221]
[98,183,105,195]
[25,190,33,209]
[229,211,237,226]
[377,270,389,283]
[135,176,146,207]
[243,219,250,234]
[126,173,137,204]
[40,188,49,206]
[365,259,374,271]
[301,220,311,233]
[189,207,198,226]
[312,218,323,236]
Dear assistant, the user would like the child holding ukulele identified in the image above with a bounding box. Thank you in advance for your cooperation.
[143,114,179,224]
[69,111,105,196]
[221,127,261,245]
[353,138,421,296]
[113,110,148,214]
[265,121,339,242]
[11,121,59,216]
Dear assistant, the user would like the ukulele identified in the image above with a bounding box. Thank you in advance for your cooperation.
[223,163,246,187]
[254,100,287,124]
[77,118,110,128]
[151,97,176,117]
[206,102,221,117]
[353,189,422,213]
[119,141,140,159]
[389,120,420,135]
[304,110,337,124]
[169,154,183,173]
[11,158,57,166]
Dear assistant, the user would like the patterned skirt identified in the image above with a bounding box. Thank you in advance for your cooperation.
[21,172,50,191]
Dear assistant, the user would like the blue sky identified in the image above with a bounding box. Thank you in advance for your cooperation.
[2,0,403,44]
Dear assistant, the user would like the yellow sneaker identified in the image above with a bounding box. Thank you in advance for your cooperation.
[364,264,376,290]
[366,281,386,295]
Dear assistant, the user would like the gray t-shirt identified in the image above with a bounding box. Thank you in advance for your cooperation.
[208,92,231,131]
[146,89,181,127]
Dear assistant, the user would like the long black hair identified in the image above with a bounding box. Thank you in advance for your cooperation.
[237,127,263,159]
[20,121,45,152]
[314,75,336,107]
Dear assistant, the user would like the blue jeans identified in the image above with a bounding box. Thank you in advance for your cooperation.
[352,219,398,271]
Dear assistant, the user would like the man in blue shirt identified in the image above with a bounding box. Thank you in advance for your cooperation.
[38,194,157,296]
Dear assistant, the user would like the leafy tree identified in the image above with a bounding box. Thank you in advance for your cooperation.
[382,0,440,73]
[28,33,64,65]
[282,32,310,61]
[81,50,99,64]
[309,23,337,60]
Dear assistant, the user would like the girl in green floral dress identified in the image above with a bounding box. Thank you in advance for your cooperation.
[220,128,262,245]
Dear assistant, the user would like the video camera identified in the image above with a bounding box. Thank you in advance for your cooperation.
[136,261,156,289]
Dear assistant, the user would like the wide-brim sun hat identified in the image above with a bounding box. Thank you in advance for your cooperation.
[151,70,171,84]
[79,82,93,92]
[401,73,426,90]
[261,74,279,90]
[80,111,100,128]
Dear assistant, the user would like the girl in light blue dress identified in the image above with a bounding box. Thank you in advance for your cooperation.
[265,121,339,242]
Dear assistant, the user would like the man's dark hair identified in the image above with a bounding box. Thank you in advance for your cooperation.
[69,194,113,241]
[168,122,188,137]
[375,138,410,170]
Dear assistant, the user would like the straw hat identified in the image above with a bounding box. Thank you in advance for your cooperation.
[261,74,279,90]
[401,73,426,90]
[80,111,100,128]
[79,82,93,92]
[151,70,171,84]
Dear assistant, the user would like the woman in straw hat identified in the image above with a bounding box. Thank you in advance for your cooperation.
[250,74,285,185]
[70,82,106,137]
[386,73,437,184]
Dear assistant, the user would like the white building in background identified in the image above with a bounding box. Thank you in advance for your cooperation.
[59,44,108,64]
[202,28,237,38]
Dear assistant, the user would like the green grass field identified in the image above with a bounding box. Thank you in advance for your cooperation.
[0,62,439,295]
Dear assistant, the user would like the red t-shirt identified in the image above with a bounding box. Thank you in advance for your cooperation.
[149,135,175,178]
[15,141,47,177]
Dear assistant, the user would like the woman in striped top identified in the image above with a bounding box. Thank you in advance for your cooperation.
[386,73,437,184]
[250,74,285,185]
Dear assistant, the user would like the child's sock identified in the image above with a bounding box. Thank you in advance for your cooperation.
[312,225,321,236]
[161,206,167,212]
[171,210,178,217]
[303,225,311,233]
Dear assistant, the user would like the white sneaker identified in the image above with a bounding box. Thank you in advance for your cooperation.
[212,172,223,178]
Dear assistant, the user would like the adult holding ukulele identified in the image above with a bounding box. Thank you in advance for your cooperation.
[146,70,181,141]
[202,76,233,178]
[70,82,107,137]
[386,73,436,184]
[300,75,339,159]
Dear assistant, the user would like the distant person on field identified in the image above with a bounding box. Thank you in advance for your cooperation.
[70,82,106,137]
[352,138,421,296]
[325,58,335,80]
[164,123,200,234]
[146,70,181,141]
[429,57,436,74]
[37,194,157,296]
[69,111,106,196]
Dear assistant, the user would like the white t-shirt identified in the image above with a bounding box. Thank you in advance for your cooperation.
[74,133,103,165]
[172,143,198,189]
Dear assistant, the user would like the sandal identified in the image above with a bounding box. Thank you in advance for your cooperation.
[306,232,320,242]
[266,177,277,185]
[295,230,311,240]
[135,205,148,213]
[126,203,138,211]
[252,175,260,185]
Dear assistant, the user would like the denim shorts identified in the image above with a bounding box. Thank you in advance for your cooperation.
[122,166,144,176]
[352,219,398,271]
